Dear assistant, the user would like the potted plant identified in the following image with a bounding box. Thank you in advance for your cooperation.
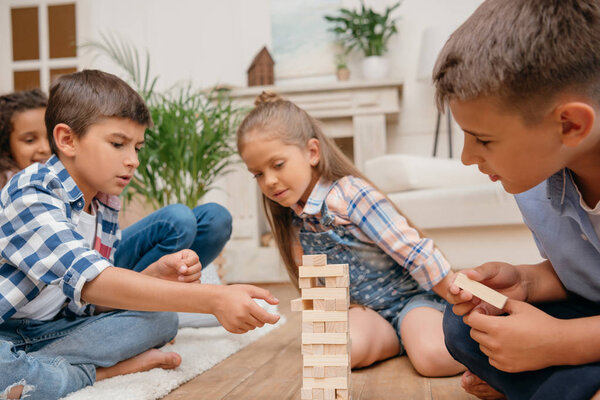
[325,1,401,80]
[335,53,350,81]
[85,34,244,212]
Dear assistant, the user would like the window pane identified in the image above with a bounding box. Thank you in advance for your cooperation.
[50,67,77,84]
[14,70,41,91]
[11,7,40,61]
[48,4,76,59]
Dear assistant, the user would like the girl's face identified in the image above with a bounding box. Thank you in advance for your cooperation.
[240,131,321,207]
[9,108,51,169]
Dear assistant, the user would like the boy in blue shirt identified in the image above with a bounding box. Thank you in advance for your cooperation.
[0,70,280,400]
[434,1,600,399]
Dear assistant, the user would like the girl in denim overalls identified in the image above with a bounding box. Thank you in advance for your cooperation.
[237,92,466,376]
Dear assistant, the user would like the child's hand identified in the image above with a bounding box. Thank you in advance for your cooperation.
[211,284,280,334]
[146,249,203,283]
[463,299,562,372]
[450,262,528,316]
[433,271,473,304]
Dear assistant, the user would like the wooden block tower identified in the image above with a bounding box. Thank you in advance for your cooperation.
[291,254,351,400]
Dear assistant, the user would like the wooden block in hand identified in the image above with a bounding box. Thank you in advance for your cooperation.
[454,273,508,309]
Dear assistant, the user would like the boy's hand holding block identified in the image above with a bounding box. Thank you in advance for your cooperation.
[454,273,508,310]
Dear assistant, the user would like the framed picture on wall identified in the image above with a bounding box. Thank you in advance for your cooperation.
[271,0,340,84]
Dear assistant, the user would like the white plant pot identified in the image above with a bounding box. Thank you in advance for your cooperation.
[360,56,389,80]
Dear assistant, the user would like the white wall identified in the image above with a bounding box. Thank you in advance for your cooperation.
[80,0,483,158]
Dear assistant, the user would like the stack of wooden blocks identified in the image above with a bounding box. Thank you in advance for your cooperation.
[291,254,351,400]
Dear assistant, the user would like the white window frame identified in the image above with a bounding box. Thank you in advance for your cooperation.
[0,0,88,93]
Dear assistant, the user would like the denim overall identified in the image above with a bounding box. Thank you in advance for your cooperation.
[298,201,447,351]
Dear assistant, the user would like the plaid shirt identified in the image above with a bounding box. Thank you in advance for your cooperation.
[0,155,121,324]
[292,176,450,290]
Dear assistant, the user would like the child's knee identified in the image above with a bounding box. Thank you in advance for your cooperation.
[408,339,450,377]
[197,203,232,242]
[164,204,196,243]
[143,311,179,344]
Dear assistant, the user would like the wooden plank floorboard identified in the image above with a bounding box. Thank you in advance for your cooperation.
[163,283,478,400]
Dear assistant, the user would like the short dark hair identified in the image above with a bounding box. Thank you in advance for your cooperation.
[433,0,600,122]
[0,89,48,180]
[45,69,152,154]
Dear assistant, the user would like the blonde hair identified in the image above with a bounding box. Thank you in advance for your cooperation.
[237,91,424,287]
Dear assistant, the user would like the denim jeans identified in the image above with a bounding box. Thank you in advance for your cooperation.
[443,296,600,400]
[0,311,177,400]
[114,202,232,272]
[0,203,231,398]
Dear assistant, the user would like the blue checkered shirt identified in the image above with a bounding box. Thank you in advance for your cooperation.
[0,155,121,324]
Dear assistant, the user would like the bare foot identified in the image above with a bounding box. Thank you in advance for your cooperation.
[96,349,181,381]
[461,370,506,400]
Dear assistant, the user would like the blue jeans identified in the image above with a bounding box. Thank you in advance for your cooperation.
[0,311,177,400]
[114,203,232,272]
[443,296,600,400]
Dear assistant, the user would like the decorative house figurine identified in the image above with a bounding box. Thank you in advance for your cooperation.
[247,46,275,86]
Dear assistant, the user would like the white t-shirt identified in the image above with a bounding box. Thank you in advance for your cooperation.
[572,175,600,241]
[12,208,98,320]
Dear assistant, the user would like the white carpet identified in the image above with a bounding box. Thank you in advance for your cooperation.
[63,306,285,400]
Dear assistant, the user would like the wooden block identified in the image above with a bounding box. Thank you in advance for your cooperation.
[313,322,325,333]
[302,254,327,266]
[324,388,336,400]
[304,366,314,378]
[312,388,324,400]
[302,322,315,333]
[326,276,349,288]
[303,344,324,355]
[313,299,327,311]
[303,311,348,322]
[303,333,348,344]
[325,321,347,333]
[301,388,313,399]
[454,273,508,309]
[300,264,348,278]
[300,277,317,288]
[324,299,336,311]
[335,297,348,311]
[336,389,349,400]
[303,377,348,390]
[324,344,349,355]
[291,298,303,312]
[303,354,349,367]
[302,288,347,299]
[325,366,348,377]
[313,365,325,378]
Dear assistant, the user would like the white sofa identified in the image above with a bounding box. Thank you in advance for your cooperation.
[364,154,543,269]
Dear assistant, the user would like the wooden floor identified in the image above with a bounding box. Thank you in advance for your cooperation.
[163,283,477,400]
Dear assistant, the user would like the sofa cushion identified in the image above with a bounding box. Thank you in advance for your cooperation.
[365,154,490,193]
[389,182,524,229]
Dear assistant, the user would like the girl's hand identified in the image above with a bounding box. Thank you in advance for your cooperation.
[211,284,280,334]
[463,299,562,372]
[451,262,528,316]
[145,249,203,283]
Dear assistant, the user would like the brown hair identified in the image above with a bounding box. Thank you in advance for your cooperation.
[433,0,600,122]
[237,91,426,287]
[0,89,48,186]
[45,69,152,154]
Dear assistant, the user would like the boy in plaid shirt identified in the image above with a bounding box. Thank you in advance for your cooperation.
[0,70,279,400]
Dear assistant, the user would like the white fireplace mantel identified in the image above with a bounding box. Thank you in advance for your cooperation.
[220,80,403,283]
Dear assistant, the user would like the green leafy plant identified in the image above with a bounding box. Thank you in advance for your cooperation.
[85,33,244,210]
[335,53,348,70]
[325,1,401,57]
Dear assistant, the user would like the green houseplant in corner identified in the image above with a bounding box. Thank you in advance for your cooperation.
[86,34,244,211]
[325,1,401,80]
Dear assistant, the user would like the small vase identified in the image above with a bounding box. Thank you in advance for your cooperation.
[336,68,350,81]
[360,56,389,80]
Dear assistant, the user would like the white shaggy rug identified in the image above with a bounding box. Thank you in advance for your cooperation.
[63,305,285,400]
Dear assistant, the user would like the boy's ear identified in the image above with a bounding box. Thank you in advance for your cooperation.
[53,123,77,157]
[306,138,321,167]
[555,102,595,147]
